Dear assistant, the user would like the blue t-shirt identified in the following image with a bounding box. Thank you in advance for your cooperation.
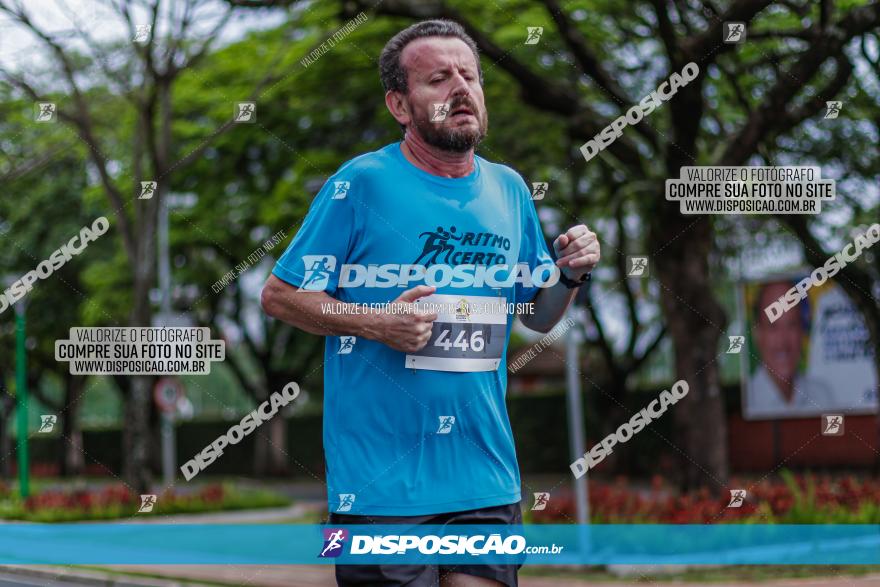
[271,141,554,515]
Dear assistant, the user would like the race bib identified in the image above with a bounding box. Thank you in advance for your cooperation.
[405,294,507,372]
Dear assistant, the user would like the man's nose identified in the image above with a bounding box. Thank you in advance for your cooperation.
[449,73,471,98]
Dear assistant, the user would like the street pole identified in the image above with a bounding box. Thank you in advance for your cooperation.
[15,302,29,498]
[157,196,176,486]
[156,193,196,483]
[566,316,588,524]
[158,194,171,320]
[566,310,591,562]
[564,120,589,526]
[160,412,175,485]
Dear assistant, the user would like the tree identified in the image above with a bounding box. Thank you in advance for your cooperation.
[168,14,389,473]
[0,0,249,491]
[0,92,105,476]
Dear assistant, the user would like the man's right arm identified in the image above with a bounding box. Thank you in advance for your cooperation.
[260,275,438,354]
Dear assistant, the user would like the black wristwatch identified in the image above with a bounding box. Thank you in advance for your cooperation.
[559,270,591,289]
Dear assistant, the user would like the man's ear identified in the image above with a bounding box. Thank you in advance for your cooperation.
[385,90,411,128]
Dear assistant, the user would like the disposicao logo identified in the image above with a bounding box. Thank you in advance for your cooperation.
[319,528,348,558]
[299,257,559,291]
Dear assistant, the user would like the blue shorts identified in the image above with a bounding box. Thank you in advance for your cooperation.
[328,502,524,586]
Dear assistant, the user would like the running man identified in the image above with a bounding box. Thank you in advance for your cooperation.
[337,336,355,354]
[38,415,56,433]
[235,103,255,121]
[438,415,455,433]
[532,493,549,510]
[262,19,600,587]
[414,225,462,265]
[301,255,332,290]
[37,103,56,121]
[321,529,347,557]
[139,182,156,200]
[338,494,355,510]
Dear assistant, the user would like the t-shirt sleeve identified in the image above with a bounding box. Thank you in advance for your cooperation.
[271,173,357,296]
[515,183,555,305]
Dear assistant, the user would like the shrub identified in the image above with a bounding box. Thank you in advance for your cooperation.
[0,482,289,522]
[529,471,880,524]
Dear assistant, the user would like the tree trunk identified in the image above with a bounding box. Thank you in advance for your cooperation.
[269,413,289,475]
[647,71,730,490]
[59,373,85,476]
[254,409,290,477]
[123,236,157,493]
[123,379,152,491]
[254,412,290,477]
[254,372,291,477]
[121,75,167,491]
[652,211,729,490]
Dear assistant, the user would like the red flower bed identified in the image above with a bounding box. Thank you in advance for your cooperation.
[1,481,288,522]
[530,473,880,523]
[22,483,224,513]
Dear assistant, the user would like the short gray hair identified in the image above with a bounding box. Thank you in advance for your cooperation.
[379,19,483,95]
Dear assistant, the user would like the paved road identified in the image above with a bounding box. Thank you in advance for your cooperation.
[0,567,191,587]
[8,565,880,587]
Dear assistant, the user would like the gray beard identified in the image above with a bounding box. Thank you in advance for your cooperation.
[412,108,487,153]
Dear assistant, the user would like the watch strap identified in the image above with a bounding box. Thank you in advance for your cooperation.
[559,270,590,289]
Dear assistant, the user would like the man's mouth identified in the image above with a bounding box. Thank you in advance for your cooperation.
[450,105,475,119]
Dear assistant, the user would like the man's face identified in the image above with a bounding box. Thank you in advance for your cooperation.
[396,36,488,152]
[754,282,804,383]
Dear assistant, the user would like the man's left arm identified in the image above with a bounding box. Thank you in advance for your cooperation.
[520,224,600,333]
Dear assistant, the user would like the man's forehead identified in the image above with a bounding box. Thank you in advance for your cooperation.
[401,36,477,75]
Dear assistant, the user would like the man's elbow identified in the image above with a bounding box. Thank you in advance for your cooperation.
[261,282,281,318]
[520,315,553,334]
[261,280,318,334]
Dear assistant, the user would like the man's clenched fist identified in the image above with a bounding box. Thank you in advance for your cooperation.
[370,285,438,353]
[552,224,600,280]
